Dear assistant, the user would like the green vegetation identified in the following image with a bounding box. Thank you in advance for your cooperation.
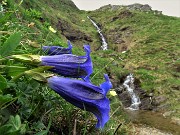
[89,7,180,115]
[0,0,179,134]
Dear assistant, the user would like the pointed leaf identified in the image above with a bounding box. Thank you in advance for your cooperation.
[0,74,7,90]
[25,71,47,82]
[11,54,40,64]
[6,66,28,77]
[0,32,21,57]
[14,115,21,130]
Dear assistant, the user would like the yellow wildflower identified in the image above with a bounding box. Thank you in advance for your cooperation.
[109,90,117,96]
[49,26,57,33]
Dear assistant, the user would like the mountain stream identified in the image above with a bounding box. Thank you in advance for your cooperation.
[87,16,108,50]
[122,75,180,134]
[87,17,180,134]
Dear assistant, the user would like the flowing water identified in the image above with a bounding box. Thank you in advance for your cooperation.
[121,75,180,134]
[87,16,180,134]
[123,74,141,110]
[126,110,180,135]
[87,16,108,50]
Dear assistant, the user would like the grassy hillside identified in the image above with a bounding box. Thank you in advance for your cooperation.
[0,1,124,134]
[0,0,180,134]
[89,6,180,116]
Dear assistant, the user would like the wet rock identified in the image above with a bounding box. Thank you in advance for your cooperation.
[154,96,167,105]
[115,75,156,110]
[135,87,154,110]
[118,90,132,107]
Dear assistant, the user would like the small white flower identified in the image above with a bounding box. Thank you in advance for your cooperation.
[122,51,127,54]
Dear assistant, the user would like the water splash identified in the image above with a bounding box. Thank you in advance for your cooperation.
[123,74,141,110]
[87,16,108,50]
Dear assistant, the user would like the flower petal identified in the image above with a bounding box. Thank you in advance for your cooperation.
[100,74,113,95]
[40,45,93,81]
[42,40,72,55]
[47,74,112,128]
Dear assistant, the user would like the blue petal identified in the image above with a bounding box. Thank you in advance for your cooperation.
[40,45,93,81]
[47,74,112,128]
[42,40,72,55]
[100,74,113,95]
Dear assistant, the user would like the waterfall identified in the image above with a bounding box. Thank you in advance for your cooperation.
[87,16,108,50]
[123,74,141,110]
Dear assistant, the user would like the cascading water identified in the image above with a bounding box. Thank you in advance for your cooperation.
[123,74,141,110]
[87,16,108,50]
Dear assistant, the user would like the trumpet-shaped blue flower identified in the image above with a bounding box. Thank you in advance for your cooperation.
[47,74,112,128]
[42,40,72,55]
[40,45,92,82]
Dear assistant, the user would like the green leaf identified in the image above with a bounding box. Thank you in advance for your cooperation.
[29,66,53,72]
[0,115,22,135]
[0,94,13,106]
[0,13,12,24]
[0,74,7,90]
[25,71,47,82]
[6,66,28,77]
[11,54,40,64]
[0,32,21,57]
[35,130,48,135]
[20,124,26,134]
[24,67,54,82]
[13,115,21,130]
[0,124,12,135]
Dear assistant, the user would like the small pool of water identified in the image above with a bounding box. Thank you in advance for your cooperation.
[125,110,180,135]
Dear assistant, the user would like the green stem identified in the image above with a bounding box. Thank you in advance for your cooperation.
[1,97,18,110]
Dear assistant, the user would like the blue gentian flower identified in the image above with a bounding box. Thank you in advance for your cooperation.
[42,40,72,55]
[40,45,92,82]
[47,74,112,128]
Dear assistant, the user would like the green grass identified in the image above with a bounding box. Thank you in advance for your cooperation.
[89,8,180,117]
[0,1,129,134]
[0,0,180,134]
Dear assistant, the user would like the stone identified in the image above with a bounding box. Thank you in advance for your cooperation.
[163,111,175,118]
[154,96,167,105]
[171,117,180,126]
